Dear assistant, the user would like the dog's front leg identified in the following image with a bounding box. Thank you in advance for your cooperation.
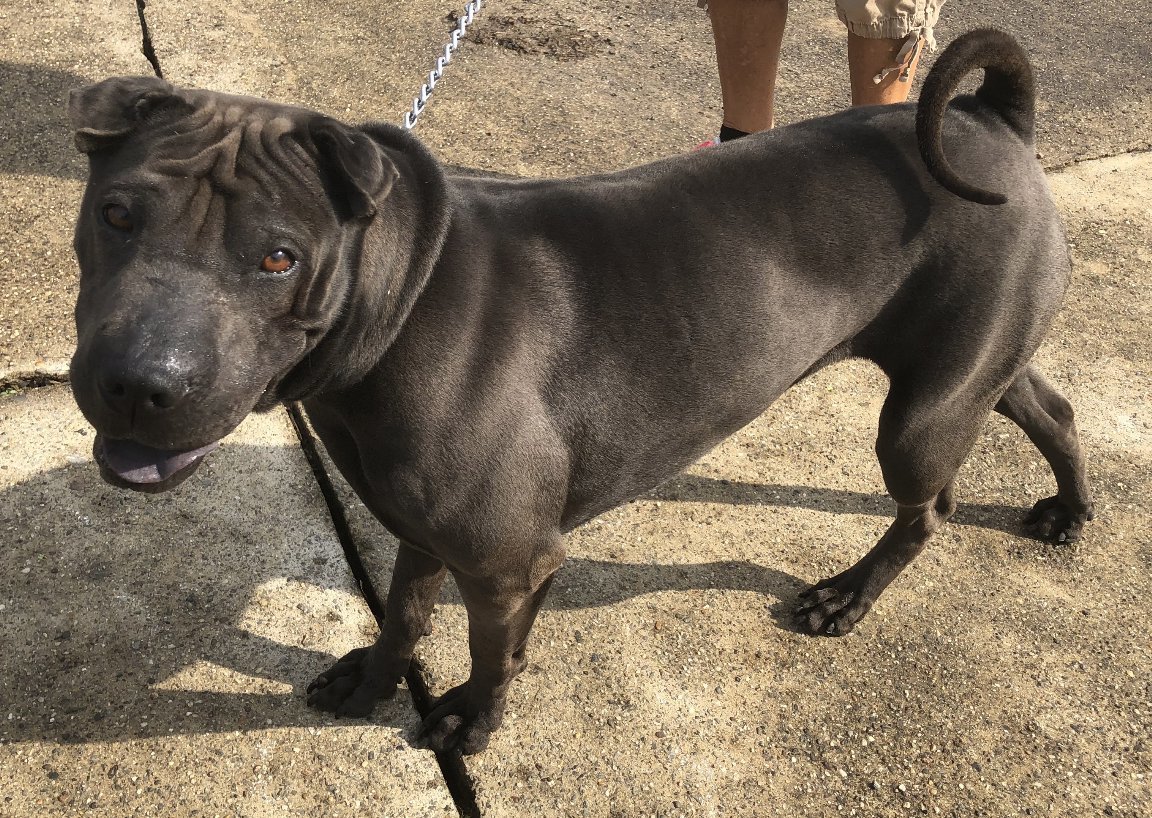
[308,542,446,716]
[418,560,561,755]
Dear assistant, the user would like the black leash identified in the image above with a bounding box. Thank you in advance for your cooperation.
[134,0,164,79]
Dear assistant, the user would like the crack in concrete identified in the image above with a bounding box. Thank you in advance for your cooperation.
[1043,144,1152,172]
[0,370,70,394]
[286,402,482,818]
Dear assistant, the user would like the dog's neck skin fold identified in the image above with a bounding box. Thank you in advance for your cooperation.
[274,126,453,401]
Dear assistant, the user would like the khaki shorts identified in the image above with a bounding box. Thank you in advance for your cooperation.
[834,0,945,44]
[698,0,947,81]
[698,0,944,41]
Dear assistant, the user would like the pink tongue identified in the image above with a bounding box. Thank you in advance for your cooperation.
[101,438,220,483]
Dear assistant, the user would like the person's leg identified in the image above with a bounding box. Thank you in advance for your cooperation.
[837,0,945,106]
[707,0,789,134]
[847,30,922,104]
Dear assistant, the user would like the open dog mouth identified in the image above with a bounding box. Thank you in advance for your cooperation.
[93,435,221,493]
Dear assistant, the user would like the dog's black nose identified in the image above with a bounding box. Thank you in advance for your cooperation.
[98,363,191,416]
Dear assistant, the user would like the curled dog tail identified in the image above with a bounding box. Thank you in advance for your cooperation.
[916,28,1035,205]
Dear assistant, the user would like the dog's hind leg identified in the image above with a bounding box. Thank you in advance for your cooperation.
[994,363,1094,542]
[795,374,996,636]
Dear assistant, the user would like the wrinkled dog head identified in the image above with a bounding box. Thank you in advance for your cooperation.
[68,76,399,492]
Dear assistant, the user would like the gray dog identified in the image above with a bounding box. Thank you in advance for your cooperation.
[68,28,1093,754]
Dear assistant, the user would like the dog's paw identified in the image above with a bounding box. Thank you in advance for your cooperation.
[794,581,873,636]
[306,647,398,718]
[1023,495,1094,543]
[417,683,502,755]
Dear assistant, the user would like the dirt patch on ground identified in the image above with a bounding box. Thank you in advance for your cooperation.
[461,9,613,61]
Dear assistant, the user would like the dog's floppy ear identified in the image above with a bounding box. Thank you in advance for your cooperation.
[309,118,398,219]
[68,76,190,154]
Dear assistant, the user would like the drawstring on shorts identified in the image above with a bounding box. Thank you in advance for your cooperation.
[873,24,934,84]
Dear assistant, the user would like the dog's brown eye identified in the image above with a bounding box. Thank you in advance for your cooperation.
[261,249,296,274]
[102,203,133,231]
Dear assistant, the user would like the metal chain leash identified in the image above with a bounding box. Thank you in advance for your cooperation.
[402,0,484,130]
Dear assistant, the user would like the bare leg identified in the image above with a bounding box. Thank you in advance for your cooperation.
[847,31,923,106]
[994,364,1095,541]
[708,0,789,132]
[308,542,446,716]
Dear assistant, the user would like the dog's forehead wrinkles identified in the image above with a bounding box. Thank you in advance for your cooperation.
[151,113,245,191]
[245,115,322,199]
[132,102,326,250]
[147,100,317,197]
[181,177,219,252]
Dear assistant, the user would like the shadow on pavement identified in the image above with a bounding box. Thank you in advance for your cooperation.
[0,444,407,747]
[651,473,1035,538]
[0,436,1045,748]
[0,61,91,180]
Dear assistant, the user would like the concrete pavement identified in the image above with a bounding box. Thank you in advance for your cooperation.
[1,0,1149,815]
